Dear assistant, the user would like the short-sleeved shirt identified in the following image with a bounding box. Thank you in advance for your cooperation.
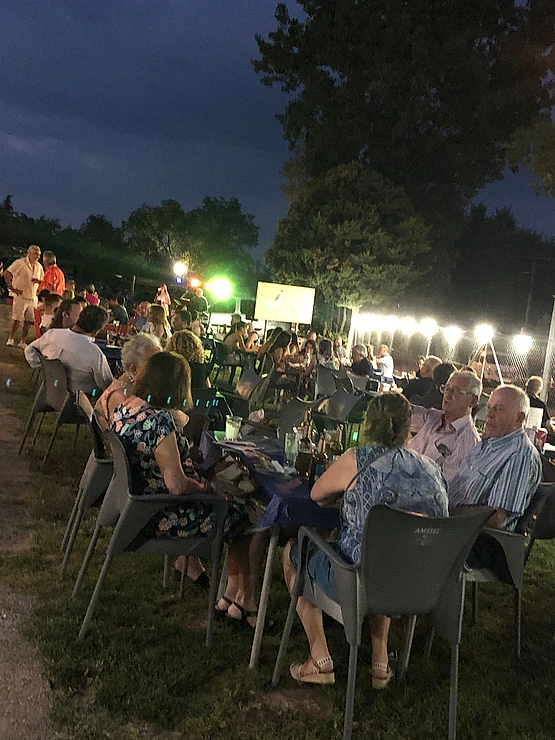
[377,353,394,379]
[528,394,550,427]
[111,304,129,324]
[448,428,541,530]
[39,265,65,295]
[338,446,449,563]
[7,257,44,300]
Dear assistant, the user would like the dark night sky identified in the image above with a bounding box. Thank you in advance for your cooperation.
[1,0,554,257]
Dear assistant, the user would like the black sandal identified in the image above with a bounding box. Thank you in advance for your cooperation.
[225,601,257,629]
[214,596,233,621]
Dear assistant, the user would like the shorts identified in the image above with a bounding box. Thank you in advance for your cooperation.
[289,540,339,602]
[12,297,36,323]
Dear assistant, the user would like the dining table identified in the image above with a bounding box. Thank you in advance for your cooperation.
[200,430,339,668]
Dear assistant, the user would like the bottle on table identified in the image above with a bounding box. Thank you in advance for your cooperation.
[328,425,344,465]
[296,409,315,477]
[310,433,328,485]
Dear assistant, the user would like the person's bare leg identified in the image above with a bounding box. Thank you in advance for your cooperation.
[282,540,333,676]
[19,321,32,343]
[173,555,205,581]
[368,614,391,680]
[8,319,21,341]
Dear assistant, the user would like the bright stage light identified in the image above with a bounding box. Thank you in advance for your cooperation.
[513,334,533,354]
[172,261,187,277]
[206,277,232,301]
[384,315,399,332]
[475,324,494,344]
[189,276,200,288]
[420,318,438,339]
[444,325,462,348]
[400,316,417,335]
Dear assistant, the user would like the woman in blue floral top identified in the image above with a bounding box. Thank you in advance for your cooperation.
[112,352,258,619]
[283,392,448,688]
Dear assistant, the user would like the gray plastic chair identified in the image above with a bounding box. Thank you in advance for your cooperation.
[18,353,85,469]
[221,368,265,419]
[60,392,113,575]
[463,482,555,659]
[73,429,229,647]
[315,365,337,399]
[272,505,492,740]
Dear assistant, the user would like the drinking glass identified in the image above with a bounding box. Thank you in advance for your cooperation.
[225,415,242,441]
[284,432,298,466]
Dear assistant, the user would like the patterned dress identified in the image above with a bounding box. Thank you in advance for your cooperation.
[111,403,250,541]
[338,445,449,563]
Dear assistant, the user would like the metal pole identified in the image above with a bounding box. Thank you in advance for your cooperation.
[541,295,555,402]
[489,340,504,386]
[524,260,537,331]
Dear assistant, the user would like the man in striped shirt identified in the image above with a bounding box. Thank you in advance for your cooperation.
[410,371,481,481]
[449,385,541,531]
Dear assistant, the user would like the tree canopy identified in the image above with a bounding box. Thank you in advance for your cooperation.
[255,1,555,221]
[266,161,431,314]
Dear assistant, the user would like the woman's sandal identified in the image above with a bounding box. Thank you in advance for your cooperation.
[371,661,394,690]
[290,655,335,685]
[214,596,233,621]
[225,601,257,629]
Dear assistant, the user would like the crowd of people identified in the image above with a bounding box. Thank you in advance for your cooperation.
[2,243,551,698]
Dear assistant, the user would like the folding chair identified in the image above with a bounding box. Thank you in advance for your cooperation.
[18,353,85,469]
[73,430,229,647]
[212,340,245,387]
[60,392,113,575]
[463,482,555,658]
[272,506,492,740]
[220,368,265,419]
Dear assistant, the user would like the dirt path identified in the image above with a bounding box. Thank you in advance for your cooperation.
[0,304,54,740]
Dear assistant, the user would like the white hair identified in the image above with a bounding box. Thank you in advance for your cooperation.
[494,384,530,417]
[449,371,482,399]
[121,333,161,371]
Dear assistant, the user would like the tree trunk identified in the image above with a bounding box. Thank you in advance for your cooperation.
[346,307,358,353]
[339,305,347,335]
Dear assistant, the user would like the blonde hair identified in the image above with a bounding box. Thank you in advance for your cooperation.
[148,304,169,327]
[362,392,411,447]
[166,329,205,364]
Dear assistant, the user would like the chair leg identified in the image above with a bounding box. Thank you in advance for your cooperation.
[78,550,115,639]
[61,488,84,552]
[448,643,460,740]
[397,615,417,681]
[41,420,60,469]
[514,587,522,660]
[178,557,188,599]
[249,527,279,670]
[206,540,225,649]
[471,581,478,626]
[271,575,303,688]
[217,547,228,600]
[18,411,37,455]
[30,413,45,448]
[342,643,359,740]
[163,554,171,590]
[73,424,80,455]
[60,509,85,576]
[72,525,103,597]
[424,627,435,660]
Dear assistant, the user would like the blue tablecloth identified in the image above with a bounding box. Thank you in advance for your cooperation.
[200,432,339,531]
[95,339,123,375]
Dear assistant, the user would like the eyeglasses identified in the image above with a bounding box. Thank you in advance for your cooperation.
[440,384,474,397]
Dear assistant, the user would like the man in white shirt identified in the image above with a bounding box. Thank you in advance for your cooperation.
[4,245,44,348]
[25,306,113,395]
[375,343,394,380]
[410,370,481,481]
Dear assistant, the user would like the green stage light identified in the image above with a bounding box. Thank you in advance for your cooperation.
[207,277,232,301]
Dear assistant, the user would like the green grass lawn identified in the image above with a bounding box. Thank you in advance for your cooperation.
[2,355,555,739]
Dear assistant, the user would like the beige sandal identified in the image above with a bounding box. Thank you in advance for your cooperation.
[290,655,335,684]
[371,661,394,690]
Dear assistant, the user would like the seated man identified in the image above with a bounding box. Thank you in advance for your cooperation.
[171,308,191,333]
[24,305,113,395]
[410,371,481,481]
[350,344,375,376]
[419,362,456,409]
[525,375,554,433]
[402,355,442,402]
[107,293,129,325]
[449,385,541,531]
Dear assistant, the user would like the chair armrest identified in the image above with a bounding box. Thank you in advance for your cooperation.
[468,526,525,588]
[297,527,357,572]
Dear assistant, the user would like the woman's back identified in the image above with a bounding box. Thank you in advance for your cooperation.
[338,445,448,563]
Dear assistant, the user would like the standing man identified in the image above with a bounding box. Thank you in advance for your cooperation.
[4,245,44,348]
[39,251,65,295]
[375,343,395,381]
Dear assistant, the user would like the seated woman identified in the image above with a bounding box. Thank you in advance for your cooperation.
[141,304,172,346]
[257,326,283,361]
[95,333,162,425]
[112,352,261,615]
[129,301,151,334]
[245,323,259,350]
[317,338,339,370]
[223,321,256,355]
[283,392,448,687]
[333,336,348,365]
[166,328,211,389]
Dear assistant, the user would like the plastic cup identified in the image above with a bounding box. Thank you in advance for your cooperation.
[284,432,298,466]
[225,415,242,441]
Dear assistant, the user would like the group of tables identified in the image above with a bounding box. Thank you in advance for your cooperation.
[200,430,339,668]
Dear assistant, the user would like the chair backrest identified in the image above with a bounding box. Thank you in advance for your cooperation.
[357,505,492,620]
[315,365,337,399]
[235,368,263,400]
[333,373,355,394]
[37,354,70,411]
[278,398,317,441]
[326,387,360,422]
[213,340,230,365]
[101,429,134,519]
[77,391,108,459]
[525,482,555,541]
